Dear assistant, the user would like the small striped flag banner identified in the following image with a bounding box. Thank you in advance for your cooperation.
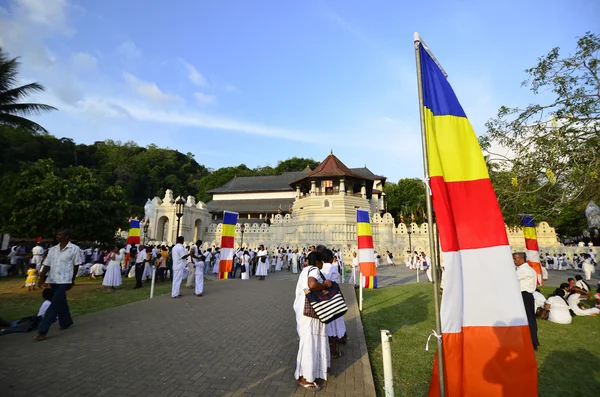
[520,215,543,286]
[416,35,537,396]
[127,219,141,245]
[218,211,238,280]
[356,209,377,288]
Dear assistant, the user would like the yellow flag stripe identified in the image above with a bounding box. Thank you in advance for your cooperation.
[425,108,489,182]
[222,224,236,237]
[357,223,372,237]
[523,227,537,240]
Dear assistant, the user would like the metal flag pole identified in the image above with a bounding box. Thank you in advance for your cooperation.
[414,31,446,397]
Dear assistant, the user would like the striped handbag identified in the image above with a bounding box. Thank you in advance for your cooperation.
[305,275,348,324]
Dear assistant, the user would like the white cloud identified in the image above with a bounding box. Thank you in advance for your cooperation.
[182,61,207,87]
[70,51,97,72]
[123,72,183,103]
[15,0,72,34]
[224,84,239,93]
[194,92,216,106]
[116,40,141,58]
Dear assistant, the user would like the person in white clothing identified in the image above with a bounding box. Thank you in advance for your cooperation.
[533,290,546,311]
[186,244,196,289]
[544,289,573,324]
[348,252,358,286]
[241,250,251,280]
[212,249,220,274]
[386,251,395,266]
[582,254,595,280]
[255,245,268,280]
[102,246,124,290]
[421,252,432,282]
[291,250,299,274]
[293,251,331,392]
[574,275,590,293]
[194,257,204,296]
[567,290,600,316]
[171,237,189,298]
[513,252,539,350]
[31,243,44,272]
[320,248,347,357]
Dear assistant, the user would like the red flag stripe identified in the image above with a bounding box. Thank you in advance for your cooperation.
[357,235,374,249]
[430,176,508,252]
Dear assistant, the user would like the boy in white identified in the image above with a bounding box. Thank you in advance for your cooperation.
[194,256,204,297]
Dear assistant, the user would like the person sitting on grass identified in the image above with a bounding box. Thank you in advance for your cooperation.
[575,275,590,294]
[533,289,546,311]
[0,288,56,335]
[24,263,39,292]
[544,288,573,325]
[566,288,600,317]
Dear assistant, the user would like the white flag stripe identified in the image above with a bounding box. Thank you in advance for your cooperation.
[441,245,528,332]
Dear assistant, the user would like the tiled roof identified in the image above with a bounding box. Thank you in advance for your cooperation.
[206,198,296,213]
[350,167,387,181]
[291,154,370,183]
[207,170,310,194]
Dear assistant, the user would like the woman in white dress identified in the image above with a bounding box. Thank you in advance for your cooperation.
[103,246,124,290]
[241,250,251,280]
[545,289,573,324]
[276,250,283,271]
[321,249,348,357]
[212,250,221,274]
[291,249,299,274]
[255,245,268,281]
[293,251,331,392]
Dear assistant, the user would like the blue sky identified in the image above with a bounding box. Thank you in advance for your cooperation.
[1,0,598,182]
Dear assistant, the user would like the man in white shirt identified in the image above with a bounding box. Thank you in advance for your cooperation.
[513,252,539,350]
[35,229,82,341]
[171,236,189,298]
[134,246,148,289]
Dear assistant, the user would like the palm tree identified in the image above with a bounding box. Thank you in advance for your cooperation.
[0,48,57,132]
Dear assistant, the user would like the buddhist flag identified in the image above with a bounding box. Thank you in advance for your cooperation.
[521,215,543,286]
[417,42,537,396]
[356,209,377,288]
[127,219,141,245]
[219,211,238,280]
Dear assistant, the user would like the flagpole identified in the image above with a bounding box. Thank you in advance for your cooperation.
[414,31,446,397]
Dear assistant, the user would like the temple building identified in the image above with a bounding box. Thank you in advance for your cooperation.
[205,153,387,221]
[143,153,564,260]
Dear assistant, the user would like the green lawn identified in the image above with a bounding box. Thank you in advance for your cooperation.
[360,284,600,397]
[0,276,175,321]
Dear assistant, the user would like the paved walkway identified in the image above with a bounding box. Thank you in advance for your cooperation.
[0,272,375,397]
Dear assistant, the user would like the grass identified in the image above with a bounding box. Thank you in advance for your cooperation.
[0,276,175,321]
[360,284,600,397]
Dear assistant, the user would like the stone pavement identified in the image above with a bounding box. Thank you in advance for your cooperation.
[0,271,375,397]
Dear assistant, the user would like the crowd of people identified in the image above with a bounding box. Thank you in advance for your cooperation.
[540,249,597,280]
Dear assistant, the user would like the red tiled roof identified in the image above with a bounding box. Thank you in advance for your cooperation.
[290,153,371,184]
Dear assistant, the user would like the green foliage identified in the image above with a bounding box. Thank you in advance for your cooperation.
[484,32,600,233]
[0,47,57,132]
[1,159,130,244]
[383,178,427,223]
[0,126,321,240]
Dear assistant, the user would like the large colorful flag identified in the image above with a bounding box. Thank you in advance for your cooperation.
[219,211,238,280]
[521,215,543,285]
[417,43,537,396]
[356,209,377,288]
[127,219,141,245]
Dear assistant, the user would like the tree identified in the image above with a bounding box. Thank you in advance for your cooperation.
[383,178,427,223]
[0,48,57,132]
[274,157,320,174]
[483,32,599,226]
[2,159,130,244]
